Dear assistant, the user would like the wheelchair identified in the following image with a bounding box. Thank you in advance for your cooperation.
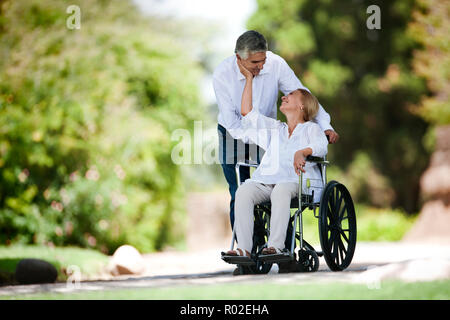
[221,156,357,275]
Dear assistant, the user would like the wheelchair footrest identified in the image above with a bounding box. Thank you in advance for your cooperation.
[258,252,294,264]
[221,253,256,266]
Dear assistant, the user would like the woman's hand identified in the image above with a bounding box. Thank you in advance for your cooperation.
[293,150,307,175]
[237,58,253,80]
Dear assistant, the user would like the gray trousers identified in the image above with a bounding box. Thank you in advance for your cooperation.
[234,181,298,253]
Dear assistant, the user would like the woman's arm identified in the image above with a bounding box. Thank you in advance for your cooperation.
[237,59,254,116]
[236,58,282,150]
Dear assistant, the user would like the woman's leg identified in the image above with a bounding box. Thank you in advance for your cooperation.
[234,181,272,254]
[267,182,298,251]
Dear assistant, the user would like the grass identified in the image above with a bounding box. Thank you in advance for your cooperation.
[0,245,109,284]
[354,205,417,241]
[2,280,449,300]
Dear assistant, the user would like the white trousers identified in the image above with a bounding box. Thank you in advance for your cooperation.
[234,181,298,253]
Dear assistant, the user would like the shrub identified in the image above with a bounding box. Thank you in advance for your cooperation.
[0,0,205,253]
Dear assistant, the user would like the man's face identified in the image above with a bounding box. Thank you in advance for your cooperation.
[237,51,267,76]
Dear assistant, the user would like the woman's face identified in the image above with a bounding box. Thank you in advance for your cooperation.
[280,91,303,115]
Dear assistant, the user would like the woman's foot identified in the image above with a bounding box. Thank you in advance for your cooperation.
[225,248,251,258]
[261,247,282,255]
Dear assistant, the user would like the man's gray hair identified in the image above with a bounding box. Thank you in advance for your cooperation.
[234,30,268,60]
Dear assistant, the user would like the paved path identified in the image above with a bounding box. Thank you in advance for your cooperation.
[1,242,449,297]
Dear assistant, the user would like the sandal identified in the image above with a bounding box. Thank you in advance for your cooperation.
[224,248,251,258]
[261,247,282,255]
[221,248,254,266]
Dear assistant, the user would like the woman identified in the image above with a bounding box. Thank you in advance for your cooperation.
[224,60,328,258]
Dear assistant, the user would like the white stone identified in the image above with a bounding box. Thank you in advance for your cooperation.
[109,245,146,276]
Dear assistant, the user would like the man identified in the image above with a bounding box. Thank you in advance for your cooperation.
[213,30,339,230]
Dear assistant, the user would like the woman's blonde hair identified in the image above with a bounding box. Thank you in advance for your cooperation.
[298,89,319,121]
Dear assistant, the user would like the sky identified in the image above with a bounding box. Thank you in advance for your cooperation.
[133,0,257,103]
[133,0,256,53]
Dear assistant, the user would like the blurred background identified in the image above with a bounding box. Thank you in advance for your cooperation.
[0,0,448,275]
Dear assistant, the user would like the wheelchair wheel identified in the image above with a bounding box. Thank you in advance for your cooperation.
[252,260,272,274]
[298,249,319,272]
[318,181,357,271]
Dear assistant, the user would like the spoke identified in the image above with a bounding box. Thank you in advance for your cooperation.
[329,201,338,225]
[340,230,349,244]
[338,238,345,263]
[329,190,335,214]
[334,237,340,265]
[328,230,337,248]
[333,230,340,264]
[338,235,348,254]
[339,204,347,222]
[329,230,336,252]
[327,203,336,225]
[331,238,338,262]
[334,188,339,207]
[334,189,343,218]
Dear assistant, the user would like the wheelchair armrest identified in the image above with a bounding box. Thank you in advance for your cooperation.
[235,159,259,169]
[306,156,330,166]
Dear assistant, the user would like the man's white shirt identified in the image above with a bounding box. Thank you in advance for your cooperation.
[213,51,334,140]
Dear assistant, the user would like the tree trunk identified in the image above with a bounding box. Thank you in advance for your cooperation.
[403,125,450,244]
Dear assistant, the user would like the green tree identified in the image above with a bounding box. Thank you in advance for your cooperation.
[401,0,450,240]
[248,0,429,212]
[0,0,205,253]
[408,0,450,126]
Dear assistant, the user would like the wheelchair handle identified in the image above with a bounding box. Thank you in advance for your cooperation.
[306,155,330,166]
[236,160,259,168]
[235,160,259,186]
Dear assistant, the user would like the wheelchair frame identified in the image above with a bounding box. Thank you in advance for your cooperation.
[223,155,357,273]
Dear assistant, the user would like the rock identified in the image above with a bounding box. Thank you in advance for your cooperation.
[15,259,58,285]
[109,245,146,276]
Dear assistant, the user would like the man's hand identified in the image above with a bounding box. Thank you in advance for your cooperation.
[237,58,253,80]
[325,129,339,144]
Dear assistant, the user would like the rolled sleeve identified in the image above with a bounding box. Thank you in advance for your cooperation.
[314,104,334,132]
[240,109,281,150]
[305,123,328,157]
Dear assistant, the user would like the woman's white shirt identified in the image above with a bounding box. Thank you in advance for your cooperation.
[239,109,328,202]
